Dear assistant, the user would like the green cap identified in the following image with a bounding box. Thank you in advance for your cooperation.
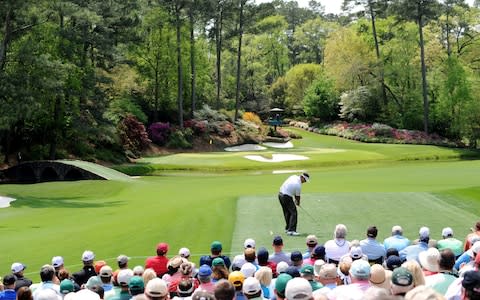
[391,267,413,286]
[129,276,145,291]
[275,273,293,295]
[300,264,314,276]
[212,257,225,267]
[211,241,222,251]
[60,279,75,294]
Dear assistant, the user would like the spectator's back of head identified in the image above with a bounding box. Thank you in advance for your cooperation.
[391,267,414,295]
[462,271,480,300]
[145,278,168,299]
[386,248,399,258]
[17,286,33,300]
[418,248,440,273]
[285,266,300,278]
[439,248,455,271]
[156,243,169,256]
[275,274,293,299]
[192,290,216,300]
[442,227,454,238]
[257,247,269,264]
[334,224,347,239]
[40,265,56,282]
[285,278,312,300]
[277,261,289,274]
[177,279,194,297]
[129,276,145,296]
[228,271,245,291]
[419,227,430,243]
[3,274,15,287]
[306,235,318,248]
[214,279,235,300]
[242,277,262,298]
[392,225,403,235]
[349,259,370,280]
[367,226,378,238]
[244,248,256,263]
[117,255,129,268]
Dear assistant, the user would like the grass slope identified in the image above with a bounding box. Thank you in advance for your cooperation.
[231,191,478,255]
[0,131,479,279]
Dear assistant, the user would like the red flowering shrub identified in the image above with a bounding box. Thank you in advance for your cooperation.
[118,114,151,153]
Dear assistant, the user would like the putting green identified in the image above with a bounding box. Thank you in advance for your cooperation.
[230,191,479,256]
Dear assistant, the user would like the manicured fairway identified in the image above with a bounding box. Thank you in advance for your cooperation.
[231,190,479,255]
[1,130,479,281]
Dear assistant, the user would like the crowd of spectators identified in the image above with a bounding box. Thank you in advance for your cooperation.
[3,222,480,300]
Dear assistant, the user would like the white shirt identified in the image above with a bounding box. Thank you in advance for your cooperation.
[279,175,302,197]
[325,239,350,261]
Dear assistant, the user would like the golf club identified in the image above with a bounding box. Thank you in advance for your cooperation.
[300,205,317,223]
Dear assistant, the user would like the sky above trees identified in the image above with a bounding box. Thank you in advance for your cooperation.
[255,0,476,14]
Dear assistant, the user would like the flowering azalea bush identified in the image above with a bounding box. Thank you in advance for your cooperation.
[292,121,457,147]
[148,122,171,146]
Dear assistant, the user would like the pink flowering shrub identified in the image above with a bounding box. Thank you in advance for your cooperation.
[306,122,457,146]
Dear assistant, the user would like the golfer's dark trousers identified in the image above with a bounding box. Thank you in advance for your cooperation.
[278,192,297,232]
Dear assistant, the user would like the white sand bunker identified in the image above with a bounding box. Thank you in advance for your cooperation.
[244,154,309,163]
[263,141,293,149]
[272,169,305,174]
[225,144,266,151]
[0,196,16,208]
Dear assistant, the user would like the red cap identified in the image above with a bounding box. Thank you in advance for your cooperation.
[157,243,169,254]
[95,260,107,274]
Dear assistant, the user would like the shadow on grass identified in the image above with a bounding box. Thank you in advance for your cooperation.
[9,195,124,209]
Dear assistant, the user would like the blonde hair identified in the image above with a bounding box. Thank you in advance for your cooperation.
[401,260,425,287]
[254,266,272,286]
[143,268,157,286]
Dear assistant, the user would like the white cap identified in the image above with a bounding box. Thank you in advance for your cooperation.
[350,246,363,259]
[240,262,256,278]
[277,261,289,274]
[242,277,261,295]
[52,256,64,268]
[419,227,430,239]
[146,278,168,297]
[82,250,95,262]
[11,262,26,273]
[392,225,403,234]
[179,247,191,258]
[244,238,256,249]
[285,278,312,300]
[442,227,453,237]
[117,269,134,286]
[133,265,144,275]
[99,265,113,277]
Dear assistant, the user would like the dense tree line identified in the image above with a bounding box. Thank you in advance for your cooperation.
[1,0,479,163]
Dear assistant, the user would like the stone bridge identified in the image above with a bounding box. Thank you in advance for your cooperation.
[0,160,106,184]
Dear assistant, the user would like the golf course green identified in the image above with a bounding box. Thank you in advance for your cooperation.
[1,128,479,281]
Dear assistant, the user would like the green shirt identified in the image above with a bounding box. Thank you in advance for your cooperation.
[437,238,463,257]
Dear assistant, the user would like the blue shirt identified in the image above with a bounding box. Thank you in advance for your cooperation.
[454,251,472,271]
[360,238,386,261]
[383,235,410,252]
[0,289,16,300]
[399,242,428,262]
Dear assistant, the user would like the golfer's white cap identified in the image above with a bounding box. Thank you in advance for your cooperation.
[301,173,310,182]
